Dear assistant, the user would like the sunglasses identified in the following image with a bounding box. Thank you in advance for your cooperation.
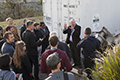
[42,24,45,26]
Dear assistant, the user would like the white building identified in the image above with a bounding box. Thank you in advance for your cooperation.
[43,0,120,41]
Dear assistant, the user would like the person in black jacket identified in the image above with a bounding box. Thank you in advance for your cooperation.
[22,21,43,80]
[77,27,100,79]
[13,41,32,80]
[63,19,81,68]
[40,22,50,54]
[20,19,28,40]
[33,23,43,41]
[33,23,43,63]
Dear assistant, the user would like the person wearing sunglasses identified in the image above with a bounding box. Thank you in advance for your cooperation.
[40,22,50,54]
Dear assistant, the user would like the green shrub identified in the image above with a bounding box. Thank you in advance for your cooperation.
[92,45,120,80]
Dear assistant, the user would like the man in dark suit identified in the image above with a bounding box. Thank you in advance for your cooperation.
[63,19,81,68]
[40,22,50,54]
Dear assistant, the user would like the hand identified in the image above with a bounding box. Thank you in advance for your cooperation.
[43,35,46,38]
[83,35,87,39]
[16,74,20,78]
[39,38,43,41]
[69,26,74,30]
[64,23,67,29]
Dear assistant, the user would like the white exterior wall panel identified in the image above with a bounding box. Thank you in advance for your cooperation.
[43,0,120,41]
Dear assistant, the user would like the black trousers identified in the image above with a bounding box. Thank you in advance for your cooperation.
[70,42,81,66]
[83,58,95,78]
[41,42,49,54]
[28,55,39,80]
[22,73,32,80]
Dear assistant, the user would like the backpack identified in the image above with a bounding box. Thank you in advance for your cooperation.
[63,72,69,80]
[0,39,5,53]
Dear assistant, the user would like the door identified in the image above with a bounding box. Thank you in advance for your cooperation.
[61,0,81,41]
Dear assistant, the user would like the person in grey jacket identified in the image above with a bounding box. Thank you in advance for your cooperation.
[45,52,76,80]
[1,32,15,57]
[0,54,16,80]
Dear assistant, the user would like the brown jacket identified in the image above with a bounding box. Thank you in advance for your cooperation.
[3,26,20,42]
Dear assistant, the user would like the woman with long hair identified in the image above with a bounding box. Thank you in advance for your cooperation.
[13,41,32,80]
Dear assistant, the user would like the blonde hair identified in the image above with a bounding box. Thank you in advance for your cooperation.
[50,31,57,37]
[13,41,26,69]
[6,17,13,22]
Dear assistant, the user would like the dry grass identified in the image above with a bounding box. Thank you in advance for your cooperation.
[0,16,43,28]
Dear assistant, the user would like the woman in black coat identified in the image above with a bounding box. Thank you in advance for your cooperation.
[13,41,32,80]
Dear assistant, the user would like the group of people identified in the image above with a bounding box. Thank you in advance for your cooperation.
[0,17,100,80]
[63,19,100,79]
[0,17,50,80]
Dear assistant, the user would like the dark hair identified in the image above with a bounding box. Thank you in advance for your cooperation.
[40,22,45,26]
[49,36,58,47]
[0,54,10,70]
[23,19,27,23]
[6,26,12,31]
[34,23,39,27]
[3,32,12,40]
[84,27,91,35]
[26,21,34,27]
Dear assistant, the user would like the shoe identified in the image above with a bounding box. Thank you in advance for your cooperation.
[78,65,82,68]
[72,64,76,67]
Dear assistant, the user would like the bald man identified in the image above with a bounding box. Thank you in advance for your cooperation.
[63,19,81,68]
